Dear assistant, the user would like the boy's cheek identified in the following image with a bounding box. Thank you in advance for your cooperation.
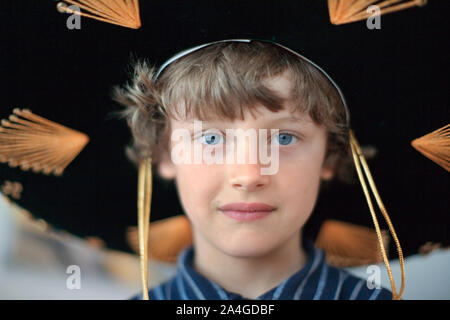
[177,163,219,185]
[277,166,323,205]
[175,165,220,207]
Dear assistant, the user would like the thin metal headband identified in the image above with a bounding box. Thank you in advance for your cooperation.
[155,38,351,128]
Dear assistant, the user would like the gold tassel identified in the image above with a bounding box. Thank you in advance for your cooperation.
[0,108,89,176]
[138,157,152,300]
[57,0,141,29]
[328,0,427,25]
[127,215,193,263]
[349,129,405,300]
[315,219,390,268]
[411,123,450,172]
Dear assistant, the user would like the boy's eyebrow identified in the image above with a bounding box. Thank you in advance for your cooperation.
[176,116,314,132]
[193,116,312,126]
[266,116,312,124]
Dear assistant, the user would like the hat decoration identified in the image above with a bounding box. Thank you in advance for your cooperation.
[56,0,141,29]
[328,0,428,25]
[0,108,89,176]
[411,123,450,172]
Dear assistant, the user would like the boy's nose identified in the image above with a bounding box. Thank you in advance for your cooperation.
[228,164,270,192]
[226,134,271,192]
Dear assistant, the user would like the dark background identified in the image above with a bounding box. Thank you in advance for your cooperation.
[0,0,448,257]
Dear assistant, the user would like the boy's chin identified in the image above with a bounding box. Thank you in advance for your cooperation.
[216,239,281,259]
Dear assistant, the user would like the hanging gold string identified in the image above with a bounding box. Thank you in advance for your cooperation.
[138,157,152,300]
[349,130,405,300]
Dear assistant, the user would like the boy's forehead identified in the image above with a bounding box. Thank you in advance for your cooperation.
[262,70,295,100]
[169,107,314,128]
[169,70,313,127]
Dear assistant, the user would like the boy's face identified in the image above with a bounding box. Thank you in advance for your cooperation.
[158,73,334,259]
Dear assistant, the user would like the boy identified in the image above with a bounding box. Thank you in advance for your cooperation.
[115,39,395,300]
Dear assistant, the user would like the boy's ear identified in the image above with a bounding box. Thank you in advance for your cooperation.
[320,154,337,181]
[320,165,335,181]
[157,150,176,179]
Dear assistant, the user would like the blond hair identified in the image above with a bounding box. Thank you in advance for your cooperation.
[114,41,355,182]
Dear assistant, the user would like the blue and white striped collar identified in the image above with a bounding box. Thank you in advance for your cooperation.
[140,236,393,300]
[175,237,326,300]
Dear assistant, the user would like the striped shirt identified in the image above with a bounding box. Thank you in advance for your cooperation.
[132,237,393,300]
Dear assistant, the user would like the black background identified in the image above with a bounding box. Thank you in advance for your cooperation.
[0,0,448,257]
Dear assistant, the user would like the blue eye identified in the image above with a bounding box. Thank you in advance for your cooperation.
[273,133,298,146]
[200,132,223,145]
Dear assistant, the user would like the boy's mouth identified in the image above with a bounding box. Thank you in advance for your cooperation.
[218,202,275,221]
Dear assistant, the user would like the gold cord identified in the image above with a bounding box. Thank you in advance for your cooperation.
[138,157,152,300]
[349,130,405,300]
[136,133,405,300]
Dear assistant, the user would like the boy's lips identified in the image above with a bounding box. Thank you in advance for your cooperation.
[218,202,275,221]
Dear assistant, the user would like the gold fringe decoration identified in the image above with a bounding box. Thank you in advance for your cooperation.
[316,219,390,268]
[411,123,450,172]
[127,215,193,263]
[138,157,152,300]
[57,0,141,29]
[1,180,23,200]
[133,131,407,300]
[328,0,427,25]
[0,109,89,176]
[349,129,405,300]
